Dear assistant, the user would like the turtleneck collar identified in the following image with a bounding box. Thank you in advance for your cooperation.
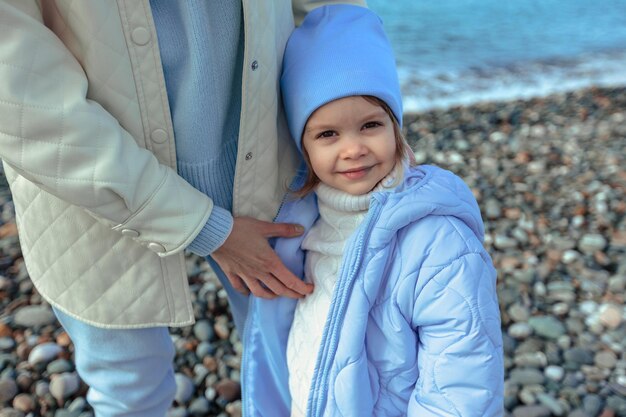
[315,163,402,213]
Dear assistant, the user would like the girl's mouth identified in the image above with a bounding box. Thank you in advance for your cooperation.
[339,166,371,179]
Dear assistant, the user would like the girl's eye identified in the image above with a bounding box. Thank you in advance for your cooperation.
[363,121,382,129]
[317,130,336,139]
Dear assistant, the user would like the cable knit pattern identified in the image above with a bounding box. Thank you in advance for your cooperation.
[286,169,397,417]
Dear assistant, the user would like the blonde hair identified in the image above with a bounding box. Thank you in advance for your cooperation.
[295,96,412,197]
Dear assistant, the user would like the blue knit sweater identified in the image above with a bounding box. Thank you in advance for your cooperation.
[150,0,243,256]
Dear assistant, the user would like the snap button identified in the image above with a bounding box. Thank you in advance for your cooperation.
[121,229,140,238]
[131,27,151,46]
[251,60,258,71]
[245,152,253,160]
[150,129,168,144]
[147,242,166,253]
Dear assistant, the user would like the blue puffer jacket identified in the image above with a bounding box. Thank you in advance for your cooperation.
[241,165,504,417]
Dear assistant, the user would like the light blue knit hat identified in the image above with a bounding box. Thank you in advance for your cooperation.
[281,4,403,152]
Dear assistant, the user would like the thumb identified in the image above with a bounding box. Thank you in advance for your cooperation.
[263,222,305,238]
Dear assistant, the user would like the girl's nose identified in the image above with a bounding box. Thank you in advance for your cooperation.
[339,136,367,159]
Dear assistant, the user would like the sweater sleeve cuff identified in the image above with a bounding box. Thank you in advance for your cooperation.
[186,205,234,257]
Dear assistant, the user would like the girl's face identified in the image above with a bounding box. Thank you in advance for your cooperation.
[302,96,397,195]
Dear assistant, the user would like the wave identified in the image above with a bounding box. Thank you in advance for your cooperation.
[400,49,626,112]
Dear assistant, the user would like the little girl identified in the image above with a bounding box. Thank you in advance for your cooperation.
[239,5,504,417]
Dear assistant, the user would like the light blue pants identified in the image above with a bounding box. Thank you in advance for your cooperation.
[52,258,248,417]
[54,308,176,417]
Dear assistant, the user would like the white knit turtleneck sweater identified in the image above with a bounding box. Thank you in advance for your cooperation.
[287,169,399,417]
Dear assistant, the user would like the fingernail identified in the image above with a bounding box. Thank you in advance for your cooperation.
[295,225,305,233]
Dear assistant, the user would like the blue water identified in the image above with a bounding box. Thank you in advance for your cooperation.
[368,0,626,111]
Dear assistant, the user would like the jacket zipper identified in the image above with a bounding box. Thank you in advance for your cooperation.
[241,295,255,416]
[307,196,385,417]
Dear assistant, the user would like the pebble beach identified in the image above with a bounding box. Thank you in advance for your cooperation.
[0,85,624,416]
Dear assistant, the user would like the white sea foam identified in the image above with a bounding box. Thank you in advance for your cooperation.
[400,50,626,113]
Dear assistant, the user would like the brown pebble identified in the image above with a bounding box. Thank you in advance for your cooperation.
[226,400,242,417]
[611,230,626,248]
[504,207,522,220]
[16,342,30,361]
[214,320,230,340]
[55,332,71,348]
[15,374,33,391]
[0,222,18,238]
[203,356,218,373]
[514,151,531,164]
[0,322,12,338]
[13,393,36,413]
[546,249,562,263]
[499,256,521,271]
[593,251,610,266]
[215,379,241,402]
[183,340,198,352]
[599,409,615,417]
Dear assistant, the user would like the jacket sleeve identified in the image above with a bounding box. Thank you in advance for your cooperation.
[291,0,367,25]
[408,252,504,417]
[0,0,213,256]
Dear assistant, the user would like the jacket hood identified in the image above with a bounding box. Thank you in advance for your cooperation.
[371,164,485,245]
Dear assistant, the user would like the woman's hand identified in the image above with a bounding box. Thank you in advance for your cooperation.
[210,217,314,299]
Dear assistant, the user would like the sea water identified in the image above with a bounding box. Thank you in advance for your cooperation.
[368,0,626,111]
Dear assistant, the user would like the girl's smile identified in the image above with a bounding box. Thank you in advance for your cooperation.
[338,165,374,179]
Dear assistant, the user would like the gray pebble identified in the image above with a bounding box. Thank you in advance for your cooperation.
[67,397,87,412]
[578,234,607,254]
[204,387,217,401]
[508,304,530,322]
[608,275,626,293]
[564,348,595,367]
[174,373,194,405]
[567,411,591,417]
[511,405,551,417]
[166,407,188,417]
[535,393,565,415]
[0,409,25,417]
[188,397,210,416]
[0,338,15,352]
[196,342,215,358]
[561,250,580,264]
[514,352,547,368]
[193,364,209,386]
[0,378,18,403]
[594,350,617,369]
[13,306,56,328]
[54,410,82,417]
[544,365,564,381]
[485,199,501,219]
[494,235,518,250]
[27,343,62,366]
[606,395,626,415]
[508,323,532,339]
[509,369,545,385]
[582,394,603,416]
[34,381,49,397]
[47,359,74,375]
[193,320,214,342]
[49,373,80,402]
[518,386,540,405]
[528,316,566,340]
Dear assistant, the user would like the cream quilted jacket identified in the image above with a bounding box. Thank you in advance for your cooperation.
[0,0,364,328]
